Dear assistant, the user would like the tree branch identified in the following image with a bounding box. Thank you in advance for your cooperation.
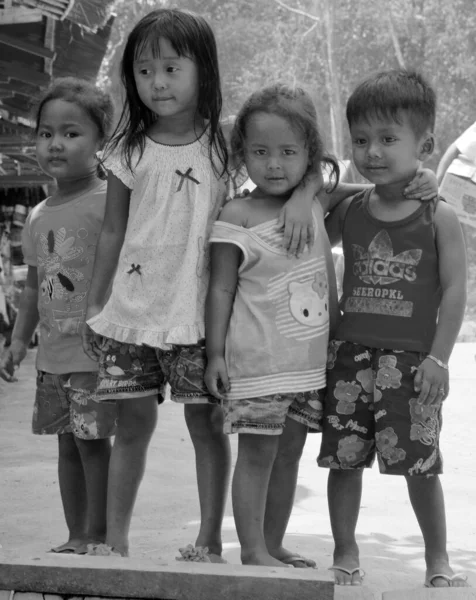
[387,8,406,68]
[274,0,319,22]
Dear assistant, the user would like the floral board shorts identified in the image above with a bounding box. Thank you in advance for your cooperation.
[317,341,443,476]
[32,371,117,440]
[223,389,325,435]
[96,337,217,404]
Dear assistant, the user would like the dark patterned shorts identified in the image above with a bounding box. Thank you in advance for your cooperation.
[223,389,325,435]
[317,341,443,476]
[96,337,216,404]
[33,371,117,439]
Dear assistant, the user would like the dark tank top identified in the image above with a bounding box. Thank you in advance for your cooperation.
[336,190,441,352]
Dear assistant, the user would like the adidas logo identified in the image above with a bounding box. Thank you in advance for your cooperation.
[352,230,422,285]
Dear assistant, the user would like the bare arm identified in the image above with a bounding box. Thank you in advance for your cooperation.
[325,196,353,248]
[429,203,467,363]
[414,202,467,404]
[0,266,39,381]
[318,182,370,215]
[86,172,131,319]
[205,243,241,361]
[436,142,460,185]
[204,201,244,399]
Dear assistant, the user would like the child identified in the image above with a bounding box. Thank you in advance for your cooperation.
[318,70,468,588]
[0,78,116,554]
[204,83,343,567]
[80,9,320,559]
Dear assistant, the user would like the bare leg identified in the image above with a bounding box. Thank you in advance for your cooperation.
[56,433,88,549]
[328,469,364,585]
[233,432,285,566]
[406,475,469,588]
[75,437,111,543]
[184,403,231,557]
[106,396,158,556]
[264,418,310,566]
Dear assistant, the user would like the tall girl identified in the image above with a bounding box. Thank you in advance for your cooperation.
[205,83,340,567]
[81,9,317,559]
[0,78,116,554]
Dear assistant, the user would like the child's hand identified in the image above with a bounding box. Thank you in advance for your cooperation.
[0,340,27,382]
[413,357,449,404]
[403,168,438,201]
[278,196,314,258]
[81,322,102,361]
[204,356,229,400]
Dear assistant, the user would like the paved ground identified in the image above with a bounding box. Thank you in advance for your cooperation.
[1,344,475,599]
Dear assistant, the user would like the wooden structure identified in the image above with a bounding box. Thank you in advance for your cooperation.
[0,0,115,188]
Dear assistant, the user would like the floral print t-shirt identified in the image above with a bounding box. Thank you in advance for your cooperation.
[22,181,106,374]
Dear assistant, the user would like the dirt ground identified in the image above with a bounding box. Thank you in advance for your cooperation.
[1,344,475,599]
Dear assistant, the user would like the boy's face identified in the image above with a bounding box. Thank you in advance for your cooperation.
[349,111,432,187]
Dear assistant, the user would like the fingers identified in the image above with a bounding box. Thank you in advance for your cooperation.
[425,382,440,406]
[0,357,17,382]
[418,378,430,404]
[413,368,423,393]
[82,333,101,361]
[283,222,295,255]
[307,224,315,251]
[205,373,226,400]
[295,228,307,257]
[0,368,16,382]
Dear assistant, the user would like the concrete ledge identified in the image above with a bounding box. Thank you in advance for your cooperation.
[383,588,476,599]
[0,556,334,600]
[334,586,375,599]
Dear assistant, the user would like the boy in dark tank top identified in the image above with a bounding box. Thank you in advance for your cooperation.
[318,70,468,589]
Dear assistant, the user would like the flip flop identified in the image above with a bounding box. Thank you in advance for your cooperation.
[329,565,365,586]
[424,573,469,588]
[280,554,317,568]
[50,541,88,555]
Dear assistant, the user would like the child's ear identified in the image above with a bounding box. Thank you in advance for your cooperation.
[419,133,435,160]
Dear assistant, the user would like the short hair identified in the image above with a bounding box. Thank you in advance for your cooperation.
[34,77,114,146]
[230,82,339,189]
[346,70,436,136]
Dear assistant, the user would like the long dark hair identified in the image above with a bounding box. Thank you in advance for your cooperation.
[108,8,227,177]
[230,83,339,191]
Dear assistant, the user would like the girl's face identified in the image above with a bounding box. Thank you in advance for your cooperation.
[133,37,199,121]
[243,112,309,197]
[36,99,101,181]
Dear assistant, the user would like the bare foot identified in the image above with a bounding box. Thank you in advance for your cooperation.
[426,559,469,588]
[50,538,88,554]
[331,545,363,585]
[242,550,290,567]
